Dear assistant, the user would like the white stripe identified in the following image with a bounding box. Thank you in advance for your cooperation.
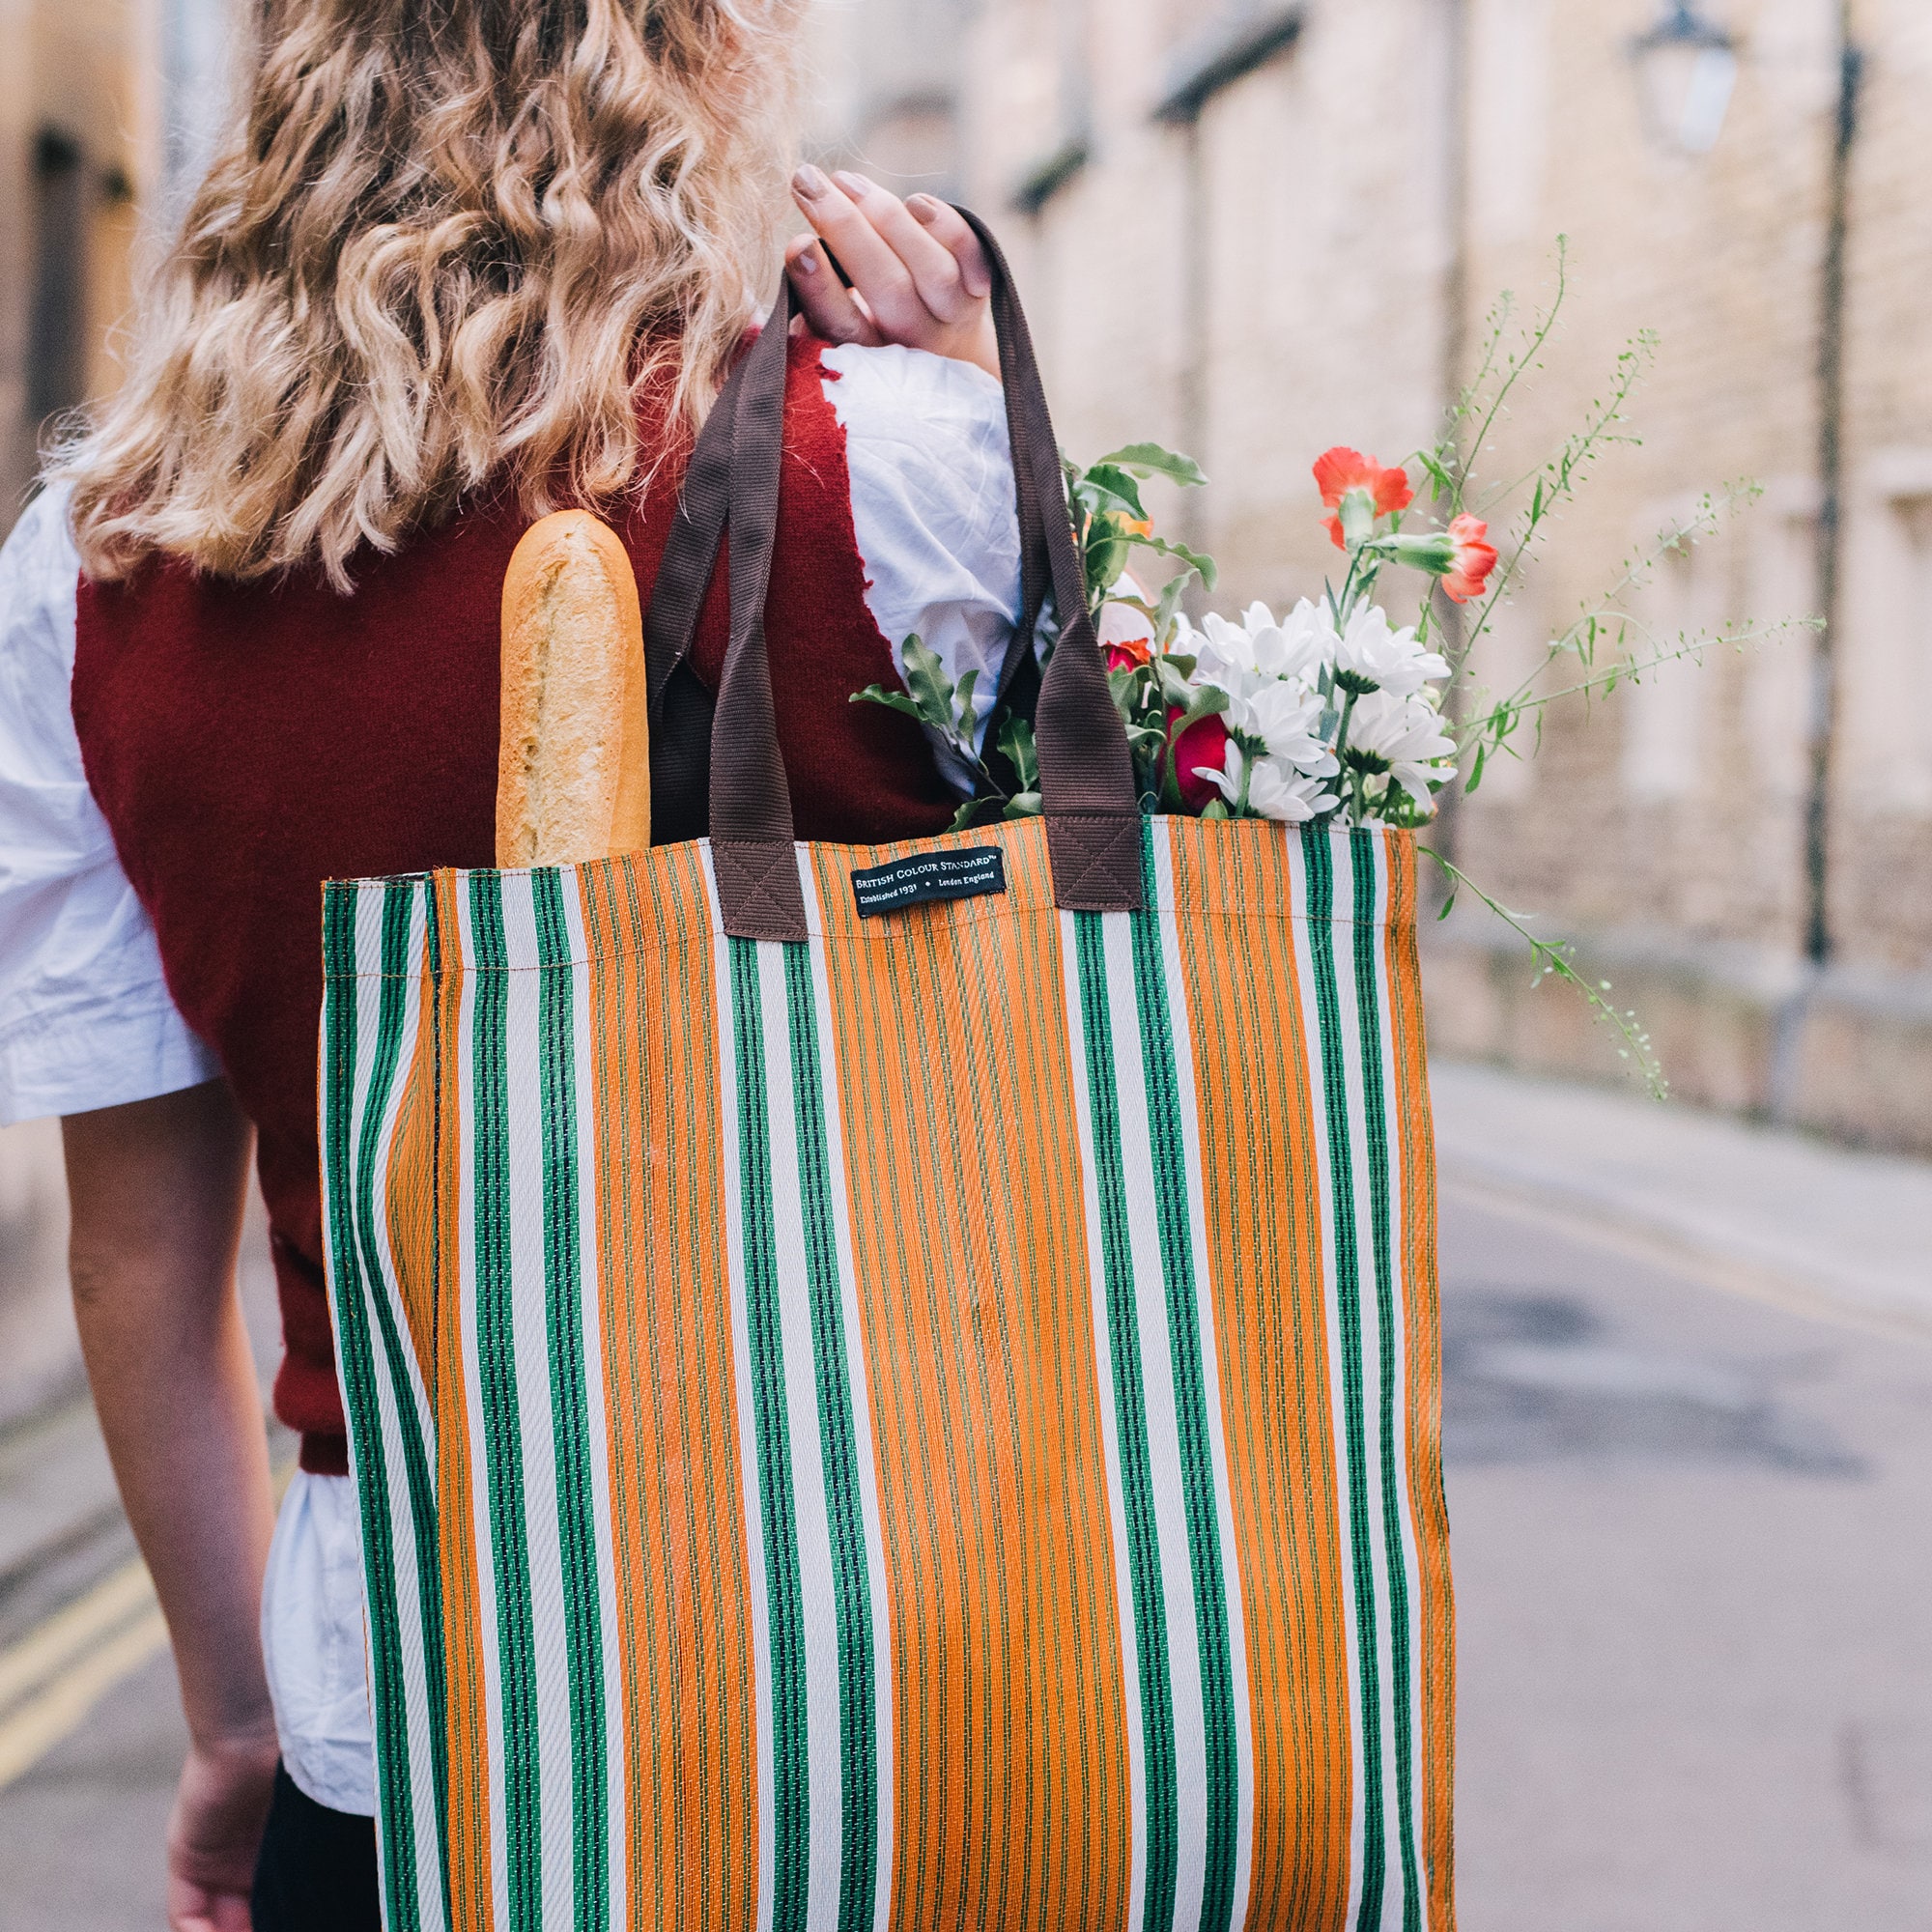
[1059,909,1149,1932]
[1099,906,1209,1932]
[753,937,848,1928]
[1285,829,1371,1927]
[800,852,897,1932]
[703,846,779,1932]
[1151,822,1257,1932]
[559,878,630,1932]
[492,876,579,1930]
[1366,831,1431,1909]
[1325,833,1408,1927]
[451,877,511,1932]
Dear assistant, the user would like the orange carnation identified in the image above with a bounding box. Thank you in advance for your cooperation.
[1314,446,1415,550]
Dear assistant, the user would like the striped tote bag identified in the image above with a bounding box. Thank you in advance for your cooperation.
[321,220,1454,1932]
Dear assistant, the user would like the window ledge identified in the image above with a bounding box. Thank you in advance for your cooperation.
[1010,133,1092,216]
[1153,5,1305,125]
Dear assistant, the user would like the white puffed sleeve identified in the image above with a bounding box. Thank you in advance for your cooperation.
[820,343,1025,795]
[0,485,220,1124]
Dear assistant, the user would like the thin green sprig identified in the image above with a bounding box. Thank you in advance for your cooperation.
[1417,846,1668,1099]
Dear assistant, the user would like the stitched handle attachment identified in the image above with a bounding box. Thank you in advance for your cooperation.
[641,212,1144,939]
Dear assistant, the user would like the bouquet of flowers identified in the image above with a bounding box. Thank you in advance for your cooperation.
[1094,447,1497,830]
[855,440,1496,834]
[856,253,1803,1096]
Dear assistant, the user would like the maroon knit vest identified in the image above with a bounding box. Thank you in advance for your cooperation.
[71,334,954,1473]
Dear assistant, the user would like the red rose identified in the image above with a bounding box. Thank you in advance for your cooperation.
[1167,708,1232,813]
[1106,637,1152,672]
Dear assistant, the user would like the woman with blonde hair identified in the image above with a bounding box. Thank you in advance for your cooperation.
[0,1,1032,1922]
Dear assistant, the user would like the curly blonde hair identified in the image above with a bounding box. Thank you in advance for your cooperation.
[57,0,801,589]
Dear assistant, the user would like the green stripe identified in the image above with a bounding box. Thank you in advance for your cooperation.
[1349,833,1422,1929]
[531,870,610,1929]
[1129,830,1241,1932]
[468,872,543,1932]
[358,889,452,1900]
[1074,911,1179,1932]
[783,944,880,1932]
[729,937,810,1932]
[1301,829,1390,1930]
[322,884,429,1932]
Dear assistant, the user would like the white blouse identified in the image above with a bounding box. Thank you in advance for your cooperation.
[0,340,1026,1816]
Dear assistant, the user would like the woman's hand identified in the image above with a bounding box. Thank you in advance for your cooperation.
[167,1732,280,1931]
[785,169,999,379]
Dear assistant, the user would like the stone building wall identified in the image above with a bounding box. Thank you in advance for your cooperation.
[890,0,1932,1151]
[0,0,228,535]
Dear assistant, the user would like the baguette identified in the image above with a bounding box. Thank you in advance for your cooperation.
[496,509,651,867]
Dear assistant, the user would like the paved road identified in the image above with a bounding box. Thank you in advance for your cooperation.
[1442,1188,1932,1929]
[4,1184,1930,1928]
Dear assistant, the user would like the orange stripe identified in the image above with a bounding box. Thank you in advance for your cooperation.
[806,819,1133,1932]
[1382,832,1456,1928]
[1162,816,1355,1930]
[578,848,758,1932]
[426,869,493,1932]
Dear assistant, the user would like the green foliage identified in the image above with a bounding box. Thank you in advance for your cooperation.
[853,635,1044,826]
[1096,442,1209,488]
[1062,440,1219,633]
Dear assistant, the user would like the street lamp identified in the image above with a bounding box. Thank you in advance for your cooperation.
[1631,3,1739,155]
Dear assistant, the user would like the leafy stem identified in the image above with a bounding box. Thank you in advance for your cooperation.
[1441,237,1573,522]
[1417,845,1668,1099]
[1064,441,1217,631]
[853,634,1041,827]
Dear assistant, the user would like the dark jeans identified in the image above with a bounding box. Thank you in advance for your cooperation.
[250,1763,381,1932]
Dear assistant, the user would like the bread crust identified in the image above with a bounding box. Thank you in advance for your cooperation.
[496,510,650,867]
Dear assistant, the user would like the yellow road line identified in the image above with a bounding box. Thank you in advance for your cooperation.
[1443,1172,1932,1347]
[0,1598,169,1791]
[0,1455,298,1794]
[0,1557,156,1717]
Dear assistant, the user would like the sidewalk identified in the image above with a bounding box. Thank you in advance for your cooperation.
[1431,1059,1932,1340]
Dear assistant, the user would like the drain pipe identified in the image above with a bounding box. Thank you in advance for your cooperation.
[1429,0,1474,885]
[1775,0,1862,1119]
[1804,0,1861,967]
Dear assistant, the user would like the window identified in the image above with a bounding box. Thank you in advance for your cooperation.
[1744,481,1819,808]
[1889,494,1932,813]
[1465,598,1548,803]
[1621,513,1723,804]
[28,128,89,432]
[1845,452,1932,818]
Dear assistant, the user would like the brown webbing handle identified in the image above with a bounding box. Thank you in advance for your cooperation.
[642,331,749,847]
[952,209,1143,911]
[702,281,809,938]
[646,210,1143,939]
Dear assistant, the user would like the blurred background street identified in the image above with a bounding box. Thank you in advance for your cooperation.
[1,1068,1928,1928]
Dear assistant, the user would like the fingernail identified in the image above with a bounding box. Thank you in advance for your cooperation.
[791,246,818,275]
[908,194,940,223]
[833,170,874,198]
[792,164,829,199]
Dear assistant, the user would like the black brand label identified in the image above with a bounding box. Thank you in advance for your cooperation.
[850,845,1008,919]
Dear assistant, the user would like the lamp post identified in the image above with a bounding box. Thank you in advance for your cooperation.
[1630,2,1739,155]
